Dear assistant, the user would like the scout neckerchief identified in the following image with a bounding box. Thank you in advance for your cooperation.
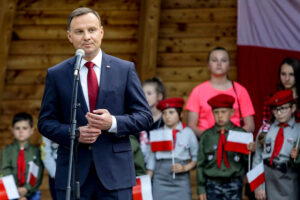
[17,148,26,186]
[270,123,289,165]
[172,122,186,149]
[217,129,230,168]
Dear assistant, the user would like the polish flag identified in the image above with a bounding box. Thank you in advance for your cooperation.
[132,175,153,200]
[26,161,39,186]
[225,130,253,154]
[247,162,265,191]
[150,129,173,152]
[237,1,300,136]
[0,175,20,200]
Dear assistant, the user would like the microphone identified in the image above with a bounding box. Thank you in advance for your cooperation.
[74,49,85,76]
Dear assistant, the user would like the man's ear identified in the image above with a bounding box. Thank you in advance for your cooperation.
[100,26,104,39]
[67,31,73,44]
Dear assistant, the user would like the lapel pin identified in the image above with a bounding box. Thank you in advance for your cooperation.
[106,65,110,68]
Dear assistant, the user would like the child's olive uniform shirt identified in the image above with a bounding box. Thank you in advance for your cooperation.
[197,122,248,194]
[1,140,44,197]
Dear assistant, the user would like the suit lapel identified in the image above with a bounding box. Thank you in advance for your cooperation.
[67,57,89,114]
[96,52,111,109]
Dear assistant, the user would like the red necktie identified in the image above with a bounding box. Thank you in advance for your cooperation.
[217,129,230,168]
[172,122,186,149]
[172,129,179,149]
[85,61,99,112]
[17,149,26,186]
[270,123,289,165]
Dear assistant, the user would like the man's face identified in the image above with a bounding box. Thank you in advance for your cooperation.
[11,120,34,143]
[212,108,234,128]
[67,13,104,61]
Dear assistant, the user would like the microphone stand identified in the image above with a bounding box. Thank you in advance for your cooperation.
[66,65,82,200]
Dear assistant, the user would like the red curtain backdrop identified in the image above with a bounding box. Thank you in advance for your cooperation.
[237,1,300,136]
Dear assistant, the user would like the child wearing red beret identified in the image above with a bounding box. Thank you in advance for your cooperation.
[253,90,300,200]
[147,97,198,200]
[197,94,255,200]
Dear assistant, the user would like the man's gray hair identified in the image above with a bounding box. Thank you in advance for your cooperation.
[68,7,101,31]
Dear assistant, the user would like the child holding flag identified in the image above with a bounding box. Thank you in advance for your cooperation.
[1,113,44,200]
[147,97,198,200]
[253,90,300,200]
[196,94,255,200]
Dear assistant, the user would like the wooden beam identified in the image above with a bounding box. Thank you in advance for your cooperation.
[161,8,237,23]
[10,40,138,55]
[137,0,161,81]
[17,0,140,11]
[162,0,237,9]
[0,0,18,100]
[15,10,139,25]
[156,66,237,82]
[7,54,135,70]
[14,24,138,40]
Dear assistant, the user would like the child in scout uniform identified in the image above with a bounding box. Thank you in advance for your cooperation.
[1,112,44,200]
[147,97,198,200]
[253,89,300,200]
[196,94,255,200]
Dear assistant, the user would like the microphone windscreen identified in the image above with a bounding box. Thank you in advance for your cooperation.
[76,49,85,57]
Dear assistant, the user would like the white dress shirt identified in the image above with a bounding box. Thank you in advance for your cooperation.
[79,49,117,132]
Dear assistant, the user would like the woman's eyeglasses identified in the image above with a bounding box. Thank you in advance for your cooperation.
[272,105,292,114]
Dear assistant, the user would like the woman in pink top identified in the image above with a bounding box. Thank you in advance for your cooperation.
[186,47,255,138]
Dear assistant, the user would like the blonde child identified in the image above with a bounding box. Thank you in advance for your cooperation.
[140,77,166,164]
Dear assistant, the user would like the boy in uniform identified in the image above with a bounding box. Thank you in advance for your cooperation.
[1,112,44,200]
[253,90,300,200]
[197,94,255,200]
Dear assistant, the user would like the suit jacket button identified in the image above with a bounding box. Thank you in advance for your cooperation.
[88,146,92,150]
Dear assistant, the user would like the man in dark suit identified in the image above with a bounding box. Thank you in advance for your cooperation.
[38,7,153,200]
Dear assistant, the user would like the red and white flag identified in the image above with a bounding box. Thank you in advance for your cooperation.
[132,175,153,200]
[247,162,265,191]
[0,175,20,200]
[26,161,39,186]
[237,1,300,135]
[150,129,173,152]
[225,130,253,154]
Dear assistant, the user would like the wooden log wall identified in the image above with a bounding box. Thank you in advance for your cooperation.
[0,0,238,199]
[157,0,237,101]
